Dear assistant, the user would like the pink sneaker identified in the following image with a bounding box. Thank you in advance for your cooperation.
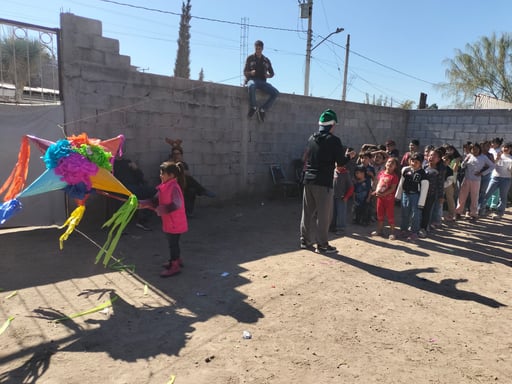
[162,258,184,268]
[160,260,181,277]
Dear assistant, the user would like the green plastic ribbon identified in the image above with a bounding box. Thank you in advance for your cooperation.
[95,194,138,267]
[55,296,118,323]
[0,317,14,335]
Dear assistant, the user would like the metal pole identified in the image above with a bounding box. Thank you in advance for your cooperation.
[304,0,313,96]
[342,34,350,101]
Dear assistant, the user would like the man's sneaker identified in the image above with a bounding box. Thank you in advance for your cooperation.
[300,241,315,251]
[418,229,427,238]
[136,222,151,231]
[315,244,337,254]
[247,107,257,118]
[257,109,265,122]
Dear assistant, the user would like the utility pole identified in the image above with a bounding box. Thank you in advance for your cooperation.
[300,0,313,96]
[341,34,350,101]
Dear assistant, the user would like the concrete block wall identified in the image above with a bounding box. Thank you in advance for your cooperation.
[407,109,512,151]
[59,13,408,204]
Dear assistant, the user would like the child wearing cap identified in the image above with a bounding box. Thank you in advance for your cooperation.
[395,152,429,241]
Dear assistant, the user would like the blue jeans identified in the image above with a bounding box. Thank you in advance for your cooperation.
[484,177,511,215]
[478,173,491,210]
[247,79,279,110]
[400,192,422,233]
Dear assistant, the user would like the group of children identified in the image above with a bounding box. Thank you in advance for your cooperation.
[329,137,512,242]
[144,137,511,278]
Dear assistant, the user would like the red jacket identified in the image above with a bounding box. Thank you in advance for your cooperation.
[156,178,188,234]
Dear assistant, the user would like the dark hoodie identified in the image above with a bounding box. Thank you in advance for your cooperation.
[303,130,348,188]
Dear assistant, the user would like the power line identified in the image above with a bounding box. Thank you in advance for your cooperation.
[98,0,305,33]
[328,40,437,86]
[99,0,436,88]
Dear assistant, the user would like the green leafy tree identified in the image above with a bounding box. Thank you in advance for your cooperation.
[0,36,50,101]
[173,0,192,78]
[399,100,415,109]
[442,32,512,107]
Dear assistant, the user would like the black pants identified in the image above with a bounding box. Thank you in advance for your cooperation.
[420,194,435,230]
[184,175,207,215]
[166,233,181,261]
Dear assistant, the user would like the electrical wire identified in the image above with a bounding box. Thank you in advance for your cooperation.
[99,0,305,33]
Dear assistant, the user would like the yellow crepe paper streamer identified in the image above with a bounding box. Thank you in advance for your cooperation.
[95,195,138,267]
[55,295,118,323]
[144,284,148,295]
[58,205,86,249]
[5,291,18,299]
[0,317,14,336]
[167,374,176,384]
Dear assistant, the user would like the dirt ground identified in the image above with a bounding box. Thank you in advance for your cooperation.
[1,197,511,384]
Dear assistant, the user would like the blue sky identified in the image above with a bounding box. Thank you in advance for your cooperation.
[3,0,511,108]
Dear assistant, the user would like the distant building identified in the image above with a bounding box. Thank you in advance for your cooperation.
[0,82,59,104]
[474,93,512,109]
[0,83,16,100]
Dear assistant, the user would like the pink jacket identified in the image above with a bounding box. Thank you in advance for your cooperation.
[156,178,188,234]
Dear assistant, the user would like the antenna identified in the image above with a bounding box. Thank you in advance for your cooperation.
[240,17,249,85]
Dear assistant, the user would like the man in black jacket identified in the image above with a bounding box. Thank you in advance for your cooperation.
[300,109,354,254]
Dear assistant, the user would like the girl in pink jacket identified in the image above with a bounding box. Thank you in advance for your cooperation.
[156,161,188,277]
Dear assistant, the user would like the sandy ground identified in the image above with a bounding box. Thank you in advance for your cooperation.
[1,197,511,384]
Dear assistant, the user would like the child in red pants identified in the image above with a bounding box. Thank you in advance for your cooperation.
[371,157,399,240]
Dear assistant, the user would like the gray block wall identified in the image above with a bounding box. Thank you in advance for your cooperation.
[407,109,512,151]
[59,13,409,203]
[59,13,512,206]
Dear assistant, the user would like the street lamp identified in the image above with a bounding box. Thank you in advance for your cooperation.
[304,27,344,96]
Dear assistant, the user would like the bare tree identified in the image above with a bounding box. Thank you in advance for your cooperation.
[173,0,192,79]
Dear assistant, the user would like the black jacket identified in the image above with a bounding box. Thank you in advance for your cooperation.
[303,131,348,188]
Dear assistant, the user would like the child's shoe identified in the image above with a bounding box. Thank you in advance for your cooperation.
[407,233,418,242]
[162,258,184,268]
[160,260,181,277]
